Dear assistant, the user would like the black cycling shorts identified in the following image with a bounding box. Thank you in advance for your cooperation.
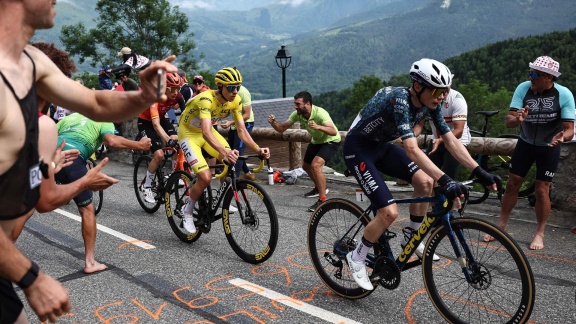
[343,136,420,210]
[55,157,92,207]
[137,117,177,153]
[509,138,560,182]
[0,278,23,323]
[303,142,340,165]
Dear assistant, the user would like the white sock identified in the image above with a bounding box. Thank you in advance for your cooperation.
[184,199,196,216]
[352,237,373,263]
[144,171,154,187]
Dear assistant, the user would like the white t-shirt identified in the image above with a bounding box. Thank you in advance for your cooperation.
[430,89,471,145]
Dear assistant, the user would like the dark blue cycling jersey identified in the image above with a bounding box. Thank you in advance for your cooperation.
[511,81,575,146]
[347,86,450,141]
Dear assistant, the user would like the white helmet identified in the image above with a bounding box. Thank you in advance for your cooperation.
[410,58,452,88]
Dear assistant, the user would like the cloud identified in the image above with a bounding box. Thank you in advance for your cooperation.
[171,1,214,10]
[277,0,312,7]
[441,0,451,9]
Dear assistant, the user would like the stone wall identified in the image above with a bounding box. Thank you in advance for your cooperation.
[549,142,576,227]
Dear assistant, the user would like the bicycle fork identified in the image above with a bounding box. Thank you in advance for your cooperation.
[441,213,481,284]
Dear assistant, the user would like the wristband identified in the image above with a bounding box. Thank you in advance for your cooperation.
[437,174,452,187]
[253,145,260,151]
[17,261,39,289]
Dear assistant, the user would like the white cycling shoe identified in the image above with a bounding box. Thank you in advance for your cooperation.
[182,215,196,234]
[141,186,156,204]
[346,252,374,291]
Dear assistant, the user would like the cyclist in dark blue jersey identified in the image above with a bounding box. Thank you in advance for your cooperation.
[489,56,575,250]
[343,58,497,290]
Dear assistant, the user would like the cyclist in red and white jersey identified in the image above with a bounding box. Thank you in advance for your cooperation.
[137,72,186,203]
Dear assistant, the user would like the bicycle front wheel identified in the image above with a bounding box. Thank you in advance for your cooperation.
[307,198,375,299]
[133,155,162,213]
[422,217,535,324]
[221,180,278,264]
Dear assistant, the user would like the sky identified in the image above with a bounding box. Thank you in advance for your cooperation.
[171,0,312,11]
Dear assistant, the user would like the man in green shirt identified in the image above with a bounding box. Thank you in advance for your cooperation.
[55,113,150,273]
[268,91,341,211]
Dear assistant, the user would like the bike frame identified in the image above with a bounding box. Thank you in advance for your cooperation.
[333,194,479,283]
[201,158,265,226]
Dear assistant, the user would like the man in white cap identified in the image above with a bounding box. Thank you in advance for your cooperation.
[486,56,575,250]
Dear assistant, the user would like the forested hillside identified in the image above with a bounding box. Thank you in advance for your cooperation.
[316,29,576,172]
[239,0,576,99]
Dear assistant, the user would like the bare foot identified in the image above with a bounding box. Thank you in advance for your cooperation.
[84,261,108,274]
[529,233,544,250]
[483,234,495,242]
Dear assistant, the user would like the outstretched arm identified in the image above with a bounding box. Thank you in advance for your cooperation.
[103,133,151,151]
[268,114,294,132]
[35,116,118,213]
[31,45,177,123]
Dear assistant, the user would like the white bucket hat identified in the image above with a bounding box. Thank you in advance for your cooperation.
[117,47,132,57]
[529,56,561,77]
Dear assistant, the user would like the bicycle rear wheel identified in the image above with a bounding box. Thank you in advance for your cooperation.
[307,198,375,299]
[221,180,279,264]
[133,155,162,213]
[467,135,536,204]
[86,159,103,215]
[164,170,206,243]
[422,217,535,324]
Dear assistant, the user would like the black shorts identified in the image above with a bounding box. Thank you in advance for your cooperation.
[303,142,340,165]
[55,157,92,207]
[509,138,560,182]
[0,278,23,323]
[137,117,177,153]
[343,136,420,210]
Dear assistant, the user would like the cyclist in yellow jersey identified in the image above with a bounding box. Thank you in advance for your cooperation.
[178,67,270,233]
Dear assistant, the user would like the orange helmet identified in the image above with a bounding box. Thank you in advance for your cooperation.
[166,72,183,88]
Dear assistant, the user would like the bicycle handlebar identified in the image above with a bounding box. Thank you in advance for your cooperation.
[213,154,269,180]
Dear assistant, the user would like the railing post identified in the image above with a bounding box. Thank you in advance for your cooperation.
[288,124,301,170]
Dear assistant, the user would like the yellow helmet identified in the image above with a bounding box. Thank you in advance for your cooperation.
[215,67,242,85]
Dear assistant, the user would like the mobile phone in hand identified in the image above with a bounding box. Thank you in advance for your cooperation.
[157,69,164,100]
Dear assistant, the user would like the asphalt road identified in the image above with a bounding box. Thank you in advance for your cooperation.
[15,160,576,323]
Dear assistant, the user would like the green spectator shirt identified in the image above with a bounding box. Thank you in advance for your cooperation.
[231,85,254,130]
[289,105,341,144]
[57,113,115,160]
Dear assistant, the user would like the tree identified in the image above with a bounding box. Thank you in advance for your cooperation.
[60,0,197,73]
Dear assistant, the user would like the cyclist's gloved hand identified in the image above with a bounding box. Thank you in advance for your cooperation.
[438,174,467,201]
[167,139,178,147]
[472,166,496,187]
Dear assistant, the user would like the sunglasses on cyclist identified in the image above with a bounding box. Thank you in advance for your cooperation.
[429,87,449,98]
[528,70,547,80]
[226,85,241,92]
[166,86,180,93]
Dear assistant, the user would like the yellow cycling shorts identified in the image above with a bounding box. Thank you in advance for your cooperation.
[178,128,230,174]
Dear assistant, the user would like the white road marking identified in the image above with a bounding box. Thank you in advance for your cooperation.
[229,278,362,324]
[54,208,156,249]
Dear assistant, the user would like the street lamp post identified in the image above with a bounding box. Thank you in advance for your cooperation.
[275,45,292,98]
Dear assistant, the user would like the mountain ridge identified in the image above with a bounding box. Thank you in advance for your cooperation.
[33,0,576,99]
